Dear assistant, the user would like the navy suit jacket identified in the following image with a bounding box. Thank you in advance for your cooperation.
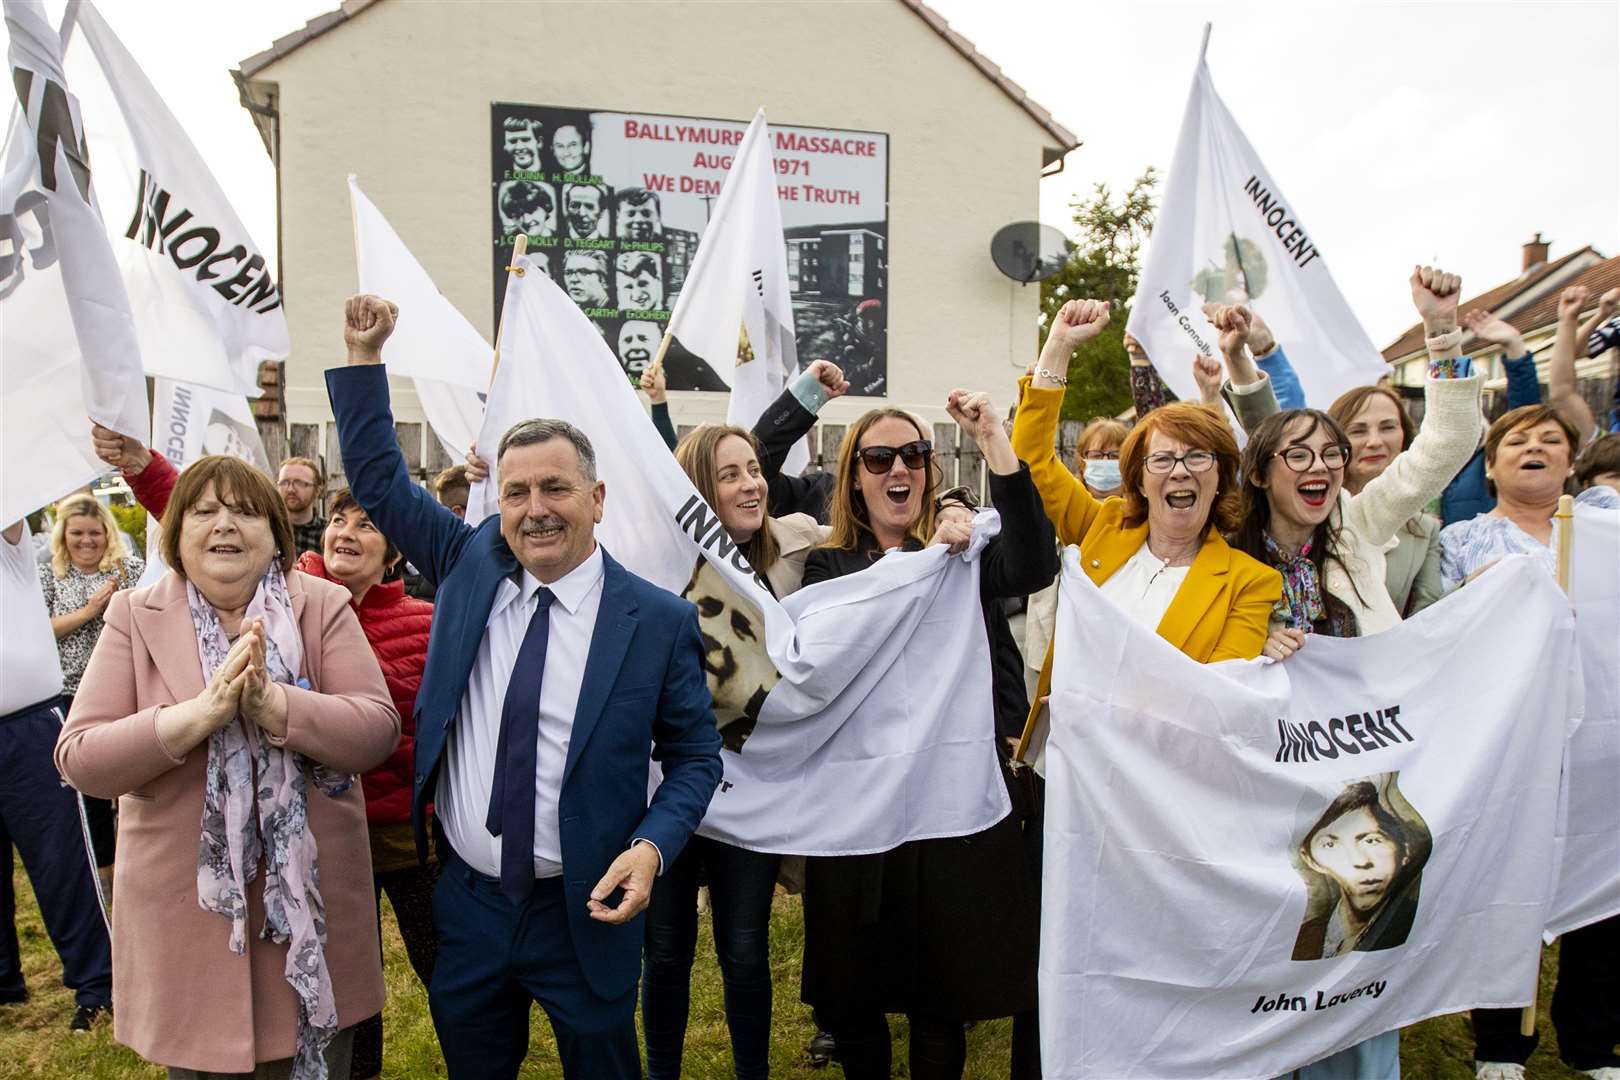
[326,364,722,999]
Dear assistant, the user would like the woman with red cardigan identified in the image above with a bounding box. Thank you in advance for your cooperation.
[91,430,436,1080]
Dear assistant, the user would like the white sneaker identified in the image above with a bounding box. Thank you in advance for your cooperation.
[1474,1064,1526,1080]
[1579,1068,1620,1080]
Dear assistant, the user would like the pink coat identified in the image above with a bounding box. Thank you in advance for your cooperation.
[55,570,400,1073]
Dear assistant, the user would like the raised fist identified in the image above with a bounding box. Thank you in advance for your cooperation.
[1041,299,1111,362]
[1597,288,1619,322]
[1123,332,1149,365]
[90,422,152,475]
[1410,266,1461,334]
[1201,303,1251,360]
[344,294,399,364]
[1191,354,1225,404]
[805,359,850,399]
[1557,285,1588,322]
[945,388,1004,448]
[638,363,667,404]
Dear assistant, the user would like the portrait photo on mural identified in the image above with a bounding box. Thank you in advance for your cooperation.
[490,102,889,394]
[1289,772,1432,962]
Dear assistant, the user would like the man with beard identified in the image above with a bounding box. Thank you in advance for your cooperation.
[499,180,557,238]
[563,183,610,241]
[276,456,327,555]
[614,188,662,242]
[501,116,544,175]
[552,121,591,177]
[615,253,663,312]
[564,251,611,309]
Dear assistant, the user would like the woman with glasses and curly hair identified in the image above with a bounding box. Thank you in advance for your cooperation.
[1212,268,1483,669]
[796,392,1056,1080]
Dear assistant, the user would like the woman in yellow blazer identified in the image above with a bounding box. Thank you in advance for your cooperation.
[1011,299,1282,764]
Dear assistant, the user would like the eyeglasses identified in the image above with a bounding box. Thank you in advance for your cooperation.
[934,485,979,513]
[858,440,932,475]
[1082,450,1121,461]
[1273,444,1350,473]
[277,478,317,491]
[1144,450,1218,474]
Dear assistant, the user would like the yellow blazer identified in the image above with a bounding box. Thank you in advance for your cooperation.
[1010,379,1282,738]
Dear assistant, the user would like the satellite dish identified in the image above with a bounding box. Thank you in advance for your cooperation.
[990,221,1071,284]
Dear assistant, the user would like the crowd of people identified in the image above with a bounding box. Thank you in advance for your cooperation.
[1,268,1616,1080]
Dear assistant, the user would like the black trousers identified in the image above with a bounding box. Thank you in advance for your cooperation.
[1472,914,1620,1070]
[350,860,440,1079]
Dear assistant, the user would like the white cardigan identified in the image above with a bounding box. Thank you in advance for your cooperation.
[1227,372,1484,637]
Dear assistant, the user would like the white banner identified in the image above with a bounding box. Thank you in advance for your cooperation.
[1125,35,1386,410]
[68,1,284,396]
[1041,552,1578,1079]
[468,256,1007,855]
[1546,505,1620,938]
[350,175,487,463]
[662,108,805,472]
[2,0,147,526]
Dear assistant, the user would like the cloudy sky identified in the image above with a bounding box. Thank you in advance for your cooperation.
[63,0,1620,347]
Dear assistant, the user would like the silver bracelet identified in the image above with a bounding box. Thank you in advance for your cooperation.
[1034,366,1069,386]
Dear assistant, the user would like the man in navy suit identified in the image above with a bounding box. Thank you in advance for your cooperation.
[327,295,721,1079]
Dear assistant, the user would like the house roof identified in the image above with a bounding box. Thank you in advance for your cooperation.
[235,0,1080,159]
[1382,246,1600,361]
[1502,253,1620,341]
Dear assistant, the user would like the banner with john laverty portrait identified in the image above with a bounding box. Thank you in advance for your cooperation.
[490,103,889,395]
[1040,553,1581,1079]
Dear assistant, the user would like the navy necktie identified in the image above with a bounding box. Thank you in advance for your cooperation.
[486,586,555,904]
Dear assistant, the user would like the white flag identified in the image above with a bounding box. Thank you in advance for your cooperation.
[350,175,486,464]
[468,256,1008,854]
[664,108,804,471]
[1546,504,1620,938]
[1126,31,1387,410]
[1041,553,1577,1079]
[2,0,146,526]
[67,1,283,396]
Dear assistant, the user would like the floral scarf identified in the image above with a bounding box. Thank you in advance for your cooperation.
[188,567,353,1080]
[1265,534,1327,635]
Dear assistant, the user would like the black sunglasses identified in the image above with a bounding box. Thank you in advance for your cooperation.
[858,440,932,475]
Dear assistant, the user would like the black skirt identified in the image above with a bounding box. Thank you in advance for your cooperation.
[800,783,1039,1020]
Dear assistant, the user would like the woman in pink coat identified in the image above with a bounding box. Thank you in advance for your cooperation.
[55,456,399,1080]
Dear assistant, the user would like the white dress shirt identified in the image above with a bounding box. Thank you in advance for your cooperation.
[438,544,604,880]
[1097,541,1191,633]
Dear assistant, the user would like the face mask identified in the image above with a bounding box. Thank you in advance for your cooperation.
[1083,458,1122,492]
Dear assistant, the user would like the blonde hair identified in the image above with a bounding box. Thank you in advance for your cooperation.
[50,494,126,578]
[821,409,940,552]
[673,425,780,575]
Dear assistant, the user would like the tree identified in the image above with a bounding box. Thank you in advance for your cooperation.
[1037,167,1159,420]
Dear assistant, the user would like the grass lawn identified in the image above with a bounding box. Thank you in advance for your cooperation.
[1,867,1586,1078]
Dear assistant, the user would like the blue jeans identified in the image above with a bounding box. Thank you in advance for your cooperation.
[641,835,780,1080]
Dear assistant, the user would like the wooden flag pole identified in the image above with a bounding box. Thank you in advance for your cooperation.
[648,328,673,380]
[1520,493,1576,1037]
[488,233,529,391]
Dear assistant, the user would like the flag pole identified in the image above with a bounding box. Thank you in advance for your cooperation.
[1521,492,1576,1037]
[1198,22,1212,63]
[649,328,673,380]
[488,233,529,391]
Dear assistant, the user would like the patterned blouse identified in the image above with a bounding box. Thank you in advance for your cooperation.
[1438,486,1619,592]
[38,556,145,693]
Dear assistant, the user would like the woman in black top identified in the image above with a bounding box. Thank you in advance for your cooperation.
[799,389,1056,1080]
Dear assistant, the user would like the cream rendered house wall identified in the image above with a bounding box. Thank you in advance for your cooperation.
[255,0,1057,442]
